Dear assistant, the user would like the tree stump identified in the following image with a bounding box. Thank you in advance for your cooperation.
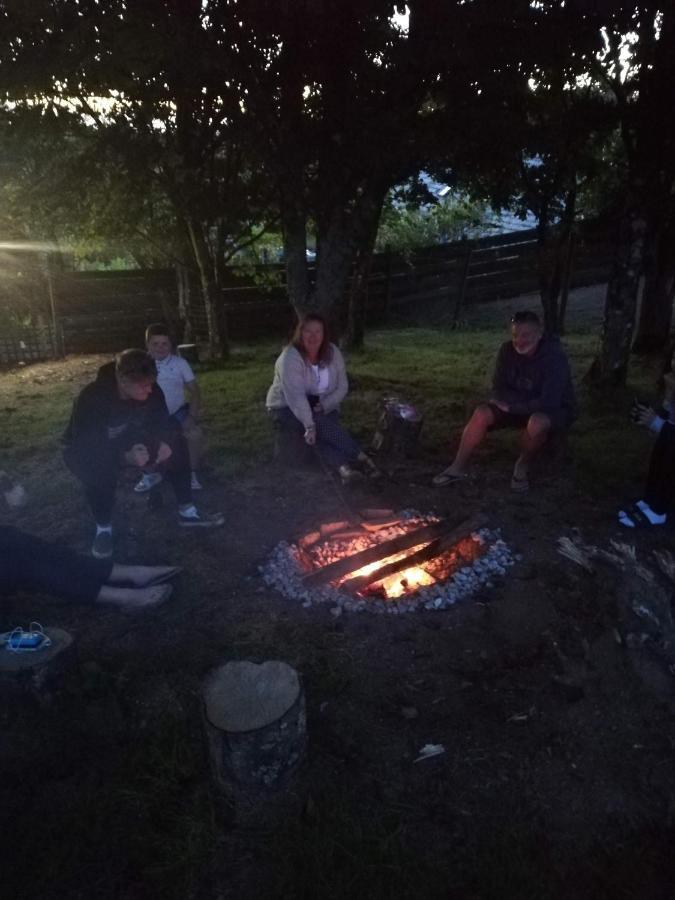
[0,627,76,706]
[203,660,306,801]
[371,399,423,458]
[272,418,313,467]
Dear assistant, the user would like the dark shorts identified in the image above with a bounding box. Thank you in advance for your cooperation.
[487,404,573,432]
[170,404,191,426]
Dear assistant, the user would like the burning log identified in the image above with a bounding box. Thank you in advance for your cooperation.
[361,508,396,520]
[320,521,352,537]
[340,515,485,595]
[302,514,483,589]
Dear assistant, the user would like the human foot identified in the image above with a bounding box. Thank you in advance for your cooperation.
[108,564,183,588]
[96,583,173,608]
[432,467,467,487]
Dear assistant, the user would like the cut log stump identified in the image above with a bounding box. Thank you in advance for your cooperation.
[203,660,306,800]
[0,627,76,705]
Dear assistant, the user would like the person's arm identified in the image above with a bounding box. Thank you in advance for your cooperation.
[490,344,519,410]
[279,349,315,428]
[145,385,173,447]
[64,387,111,459]
[320,347,349,415]
[184,380,202,421]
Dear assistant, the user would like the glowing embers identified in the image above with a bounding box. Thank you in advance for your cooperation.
[334,534,487,600]
[260,511,516,615]
[341,544,437,599]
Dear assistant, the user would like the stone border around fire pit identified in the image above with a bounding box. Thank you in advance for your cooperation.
[261,511,518,616]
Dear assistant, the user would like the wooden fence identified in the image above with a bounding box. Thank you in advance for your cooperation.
[0,324,60,368]
[1,222,613,360]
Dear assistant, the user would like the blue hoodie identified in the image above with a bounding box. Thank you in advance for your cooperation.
[492,334,577,420]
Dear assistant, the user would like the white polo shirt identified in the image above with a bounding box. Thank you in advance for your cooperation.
[155,354,196,415]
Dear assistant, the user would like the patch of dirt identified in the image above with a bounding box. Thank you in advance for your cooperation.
[0,353,111,390]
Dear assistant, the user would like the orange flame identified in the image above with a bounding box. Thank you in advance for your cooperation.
[340,542,437,599]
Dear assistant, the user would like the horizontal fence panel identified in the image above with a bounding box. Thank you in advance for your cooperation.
[3,221,612,357]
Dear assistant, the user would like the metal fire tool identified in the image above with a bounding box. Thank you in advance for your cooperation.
[310,444,365,526]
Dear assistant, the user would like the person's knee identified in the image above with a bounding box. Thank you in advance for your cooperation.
[470,404,495,429]
[182,421,203,442]
[527,412,552,438]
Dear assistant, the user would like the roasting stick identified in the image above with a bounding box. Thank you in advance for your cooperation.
[310,445,398,532]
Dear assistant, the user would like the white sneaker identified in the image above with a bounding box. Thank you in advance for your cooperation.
[190,472,203,491]
[134,473,163,493]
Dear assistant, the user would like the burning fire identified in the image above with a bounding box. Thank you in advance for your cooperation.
[375,566,436,598]
[339,543,437,599]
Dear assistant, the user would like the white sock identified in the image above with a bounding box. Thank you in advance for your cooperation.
[96,524,112,535]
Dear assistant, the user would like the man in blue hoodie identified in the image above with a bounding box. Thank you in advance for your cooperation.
[433,311,577,492]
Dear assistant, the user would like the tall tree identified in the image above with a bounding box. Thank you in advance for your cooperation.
[0,0,275,357]
[589,3,675,381]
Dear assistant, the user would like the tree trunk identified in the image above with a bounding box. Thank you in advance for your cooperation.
[314,214,357,336]
[537,189,576,335]
[344,190,385,349]
[187,220,229,358]
[282,203,310,318]
[175,261,193,343]
[587,200,648,386]
[632,220,675,354]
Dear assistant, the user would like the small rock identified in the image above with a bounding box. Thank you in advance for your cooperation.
[401,706,419,719]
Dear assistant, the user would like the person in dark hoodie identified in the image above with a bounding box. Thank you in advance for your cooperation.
[433,311,577,492]
[63,349,224,559]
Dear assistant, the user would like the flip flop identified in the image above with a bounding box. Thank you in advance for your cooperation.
[510,474,530,493]
[432,470,468,487]
[143,566,183,587]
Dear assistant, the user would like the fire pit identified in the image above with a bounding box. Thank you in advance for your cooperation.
[261,510,517,615]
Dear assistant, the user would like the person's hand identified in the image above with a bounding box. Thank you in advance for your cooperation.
[636,405,657,428]
[304,425,317,446]
[125,444,150,467]
[4,482,27,508]
[156,441,172,464]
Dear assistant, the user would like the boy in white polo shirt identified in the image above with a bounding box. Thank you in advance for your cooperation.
[135,323,206,493]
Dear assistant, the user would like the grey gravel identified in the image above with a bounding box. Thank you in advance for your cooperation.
[259,514,515,615]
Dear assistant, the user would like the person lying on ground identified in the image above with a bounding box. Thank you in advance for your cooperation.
[433,310,577,493]
[265,313,379,484]
[63,349,224,560]
[0,473,179,608]
[135,323,206,494]
[619,356,675,528]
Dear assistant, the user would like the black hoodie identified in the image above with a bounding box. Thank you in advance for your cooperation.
[63,362,171,461]
[492,334,578,419]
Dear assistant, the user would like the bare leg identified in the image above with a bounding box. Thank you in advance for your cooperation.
[443,404,496,476]
[95,583,173,608]
[108,564,182,587]
[513,413,551,481]
[182,420,205,472]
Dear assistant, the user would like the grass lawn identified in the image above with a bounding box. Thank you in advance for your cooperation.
[3,293,675,900]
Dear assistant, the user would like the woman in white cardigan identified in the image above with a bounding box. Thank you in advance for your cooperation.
[266,314,377,483]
